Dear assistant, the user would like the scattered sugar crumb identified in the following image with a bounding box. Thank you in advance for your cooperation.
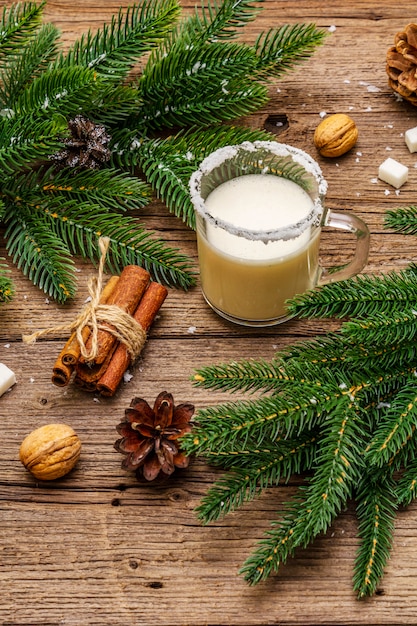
[29,377,35,383]
[328,25,337,32]
[386,124,394,129]
[4,344,10,348]
[356,151,362,156]
[384,189,391,195]
[348,106,354,110]
[367,85,381,93]
[385,146,393,151]
[355,158,360,163]
[188,326,197,334]
[123,371,134,383]
[370,177,379,184]
[364,106,373,112]
[319,111,327,118]
[343,79,350,84]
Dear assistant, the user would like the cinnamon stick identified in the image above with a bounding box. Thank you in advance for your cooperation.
[79,265,150,366]
[96,281,168,397]
[51,359,74,387]
[61,275,120,366]
[51,275,120,387]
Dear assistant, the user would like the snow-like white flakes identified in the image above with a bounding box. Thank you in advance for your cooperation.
[4,344,10,349]
[328,25,337,32]
[55,90,68,100]
[344,79,351,84]
[370,177,379,184]
[338,382,347,390]
[364,106,373,112]
[45,298,50,304]
[123,371,134,383]
[319,111,327,118]
[42,97,50,110]
[187,326,197,334]
[384,189,391,195]
[29,377,35,383]
[185,151,194,161]
[377,401,391,409]
[385,146,393,151]
[88,53,106,68]
[0,108,14,118]
[367,85,381,93]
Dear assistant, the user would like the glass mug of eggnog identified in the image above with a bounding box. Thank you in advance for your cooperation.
[189,141,370,326]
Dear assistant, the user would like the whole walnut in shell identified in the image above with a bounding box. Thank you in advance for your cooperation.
[386,23,417,105]
[19,423,81,480]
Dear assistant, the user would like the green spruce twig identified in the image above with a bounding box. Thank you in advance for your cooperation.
[182,215,417,596]
[0,0,327,303]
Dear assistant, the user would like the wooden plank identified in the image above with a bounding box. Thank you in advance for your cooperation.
[2,0,417,624]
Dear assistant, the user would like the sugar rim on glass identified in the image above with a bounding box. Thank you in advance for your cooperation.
[189,141,328,242]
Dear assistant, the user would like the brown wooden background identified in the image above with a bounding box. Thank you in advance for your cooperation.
[2,1,417,624]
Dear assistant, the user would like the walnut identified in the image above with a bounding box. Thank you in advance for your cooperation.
[313,113,358,157]
[386,24,417,105]
[19,423,81,480]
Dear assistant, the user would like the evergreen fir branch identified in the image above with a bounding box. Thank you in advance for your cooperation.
[138,41,268,131]
[193,357,285,394]
[135,125,275,228]
[385,205,417,236]
[18,166,151,212]
[287,267,417,320]
[184,384,344,457]
[4,208,76,302]
[240,401,361,585]
[341,308,417,346]
[365,379,417,467]
[181,0,262,43]
[353,470,397,598]
[39,198,196,289]
[0,1,326,301]
[395,455,417,506]
[254,23,328,79]
[0,257,14,303]
[196,432,318,524]
[57,0,180,82]
[0,22,59,107]
[0,1,45,61]
[0,115,68,174]
[15,66,100,119]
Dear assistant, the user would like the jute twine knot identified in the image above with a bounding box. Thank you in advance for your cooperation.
[23,237,147,362]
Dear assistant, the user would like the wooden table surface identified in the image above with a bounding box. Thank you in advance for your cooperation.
[2,1,417,624]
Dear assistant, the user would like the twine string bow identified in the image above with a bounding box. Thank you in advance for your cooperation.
[23,237,147,362]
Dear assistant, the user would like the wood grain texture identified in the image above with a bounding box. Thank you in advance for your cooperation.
[2,1,417,624]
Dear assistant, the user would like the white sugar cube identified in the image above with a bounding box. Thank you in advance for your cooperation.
[0,362,16,397]
[378,157,408,188]
[405,126,417,153]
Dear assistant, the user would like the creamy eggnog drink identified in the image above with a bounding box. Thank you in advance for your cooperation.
[197,174,320,322]
[190,141,370,326]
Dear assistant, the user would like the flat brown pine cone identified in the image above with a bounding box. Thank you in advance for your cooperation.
[386,23,417,105]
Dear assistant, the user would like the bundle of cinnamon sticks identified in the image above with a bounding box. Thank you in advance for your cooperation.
[52,265,167,396]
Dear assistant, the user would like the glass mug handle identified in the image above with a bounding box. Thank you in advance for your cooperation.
[318,210,370,285]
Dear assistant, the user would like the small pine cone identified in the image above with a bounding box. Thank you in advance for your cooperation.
[115,392,194,482]
[51,115,111,170]
[386,24,417,105]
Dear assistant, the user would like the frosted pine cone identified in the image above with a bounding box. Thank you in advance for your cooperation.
[386,23,417,105]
